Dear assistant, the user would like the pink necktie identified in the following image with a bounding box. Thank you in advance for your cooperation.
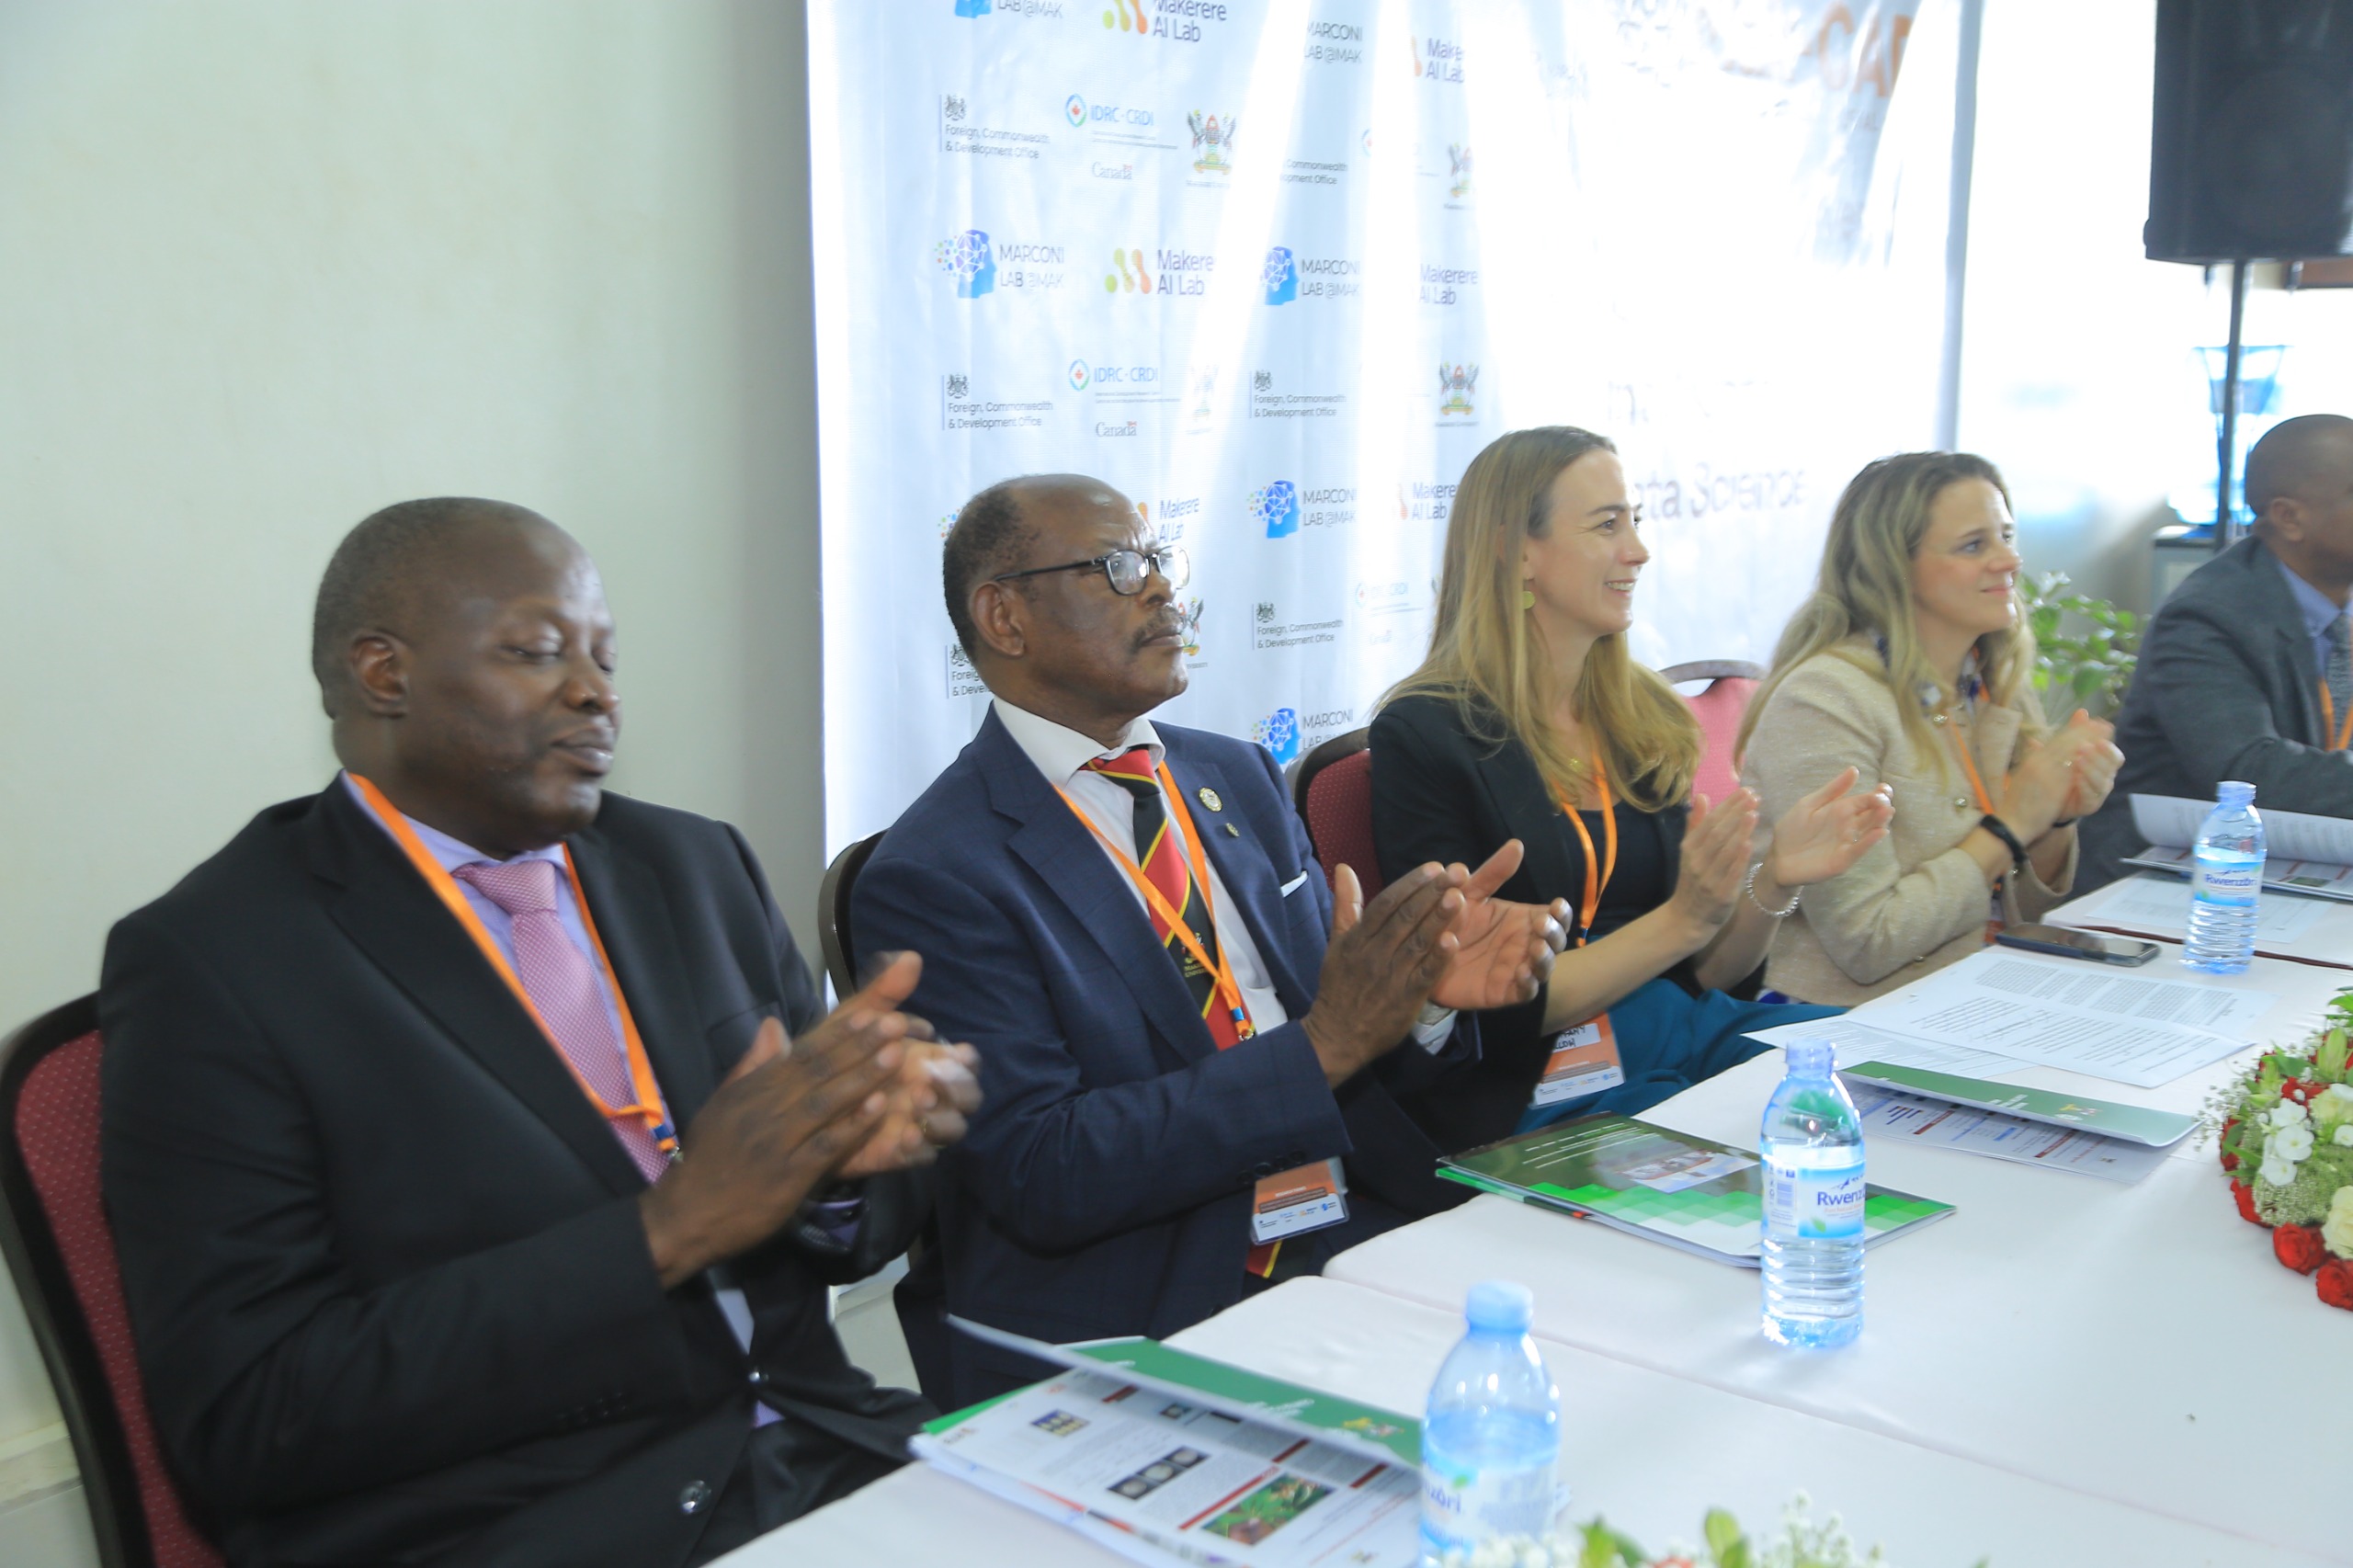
[454,859,670,1183]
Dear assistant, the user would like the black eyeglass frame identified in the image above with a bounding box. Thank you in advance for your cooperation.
[989,545,1190,596]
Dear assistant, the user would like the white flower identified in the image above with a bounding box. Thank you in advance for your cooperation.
[2325,1084,2353,1106]
[2260,1150,2298,1187]
[2337,1125,2353,1147]
[2268,1100,2312,1131]
[2272,1123,2316,1163]
[2325,1187,2353,1259]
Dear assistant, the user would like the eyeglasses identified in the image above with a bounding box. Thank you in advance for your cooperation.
[991,545,1190,596]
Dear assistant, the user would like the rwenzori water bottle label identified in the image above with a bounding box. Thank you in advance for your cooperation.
[2193,858,2259,904]
[1764,1163,1864,1239]
[1419,1452,1553,1556]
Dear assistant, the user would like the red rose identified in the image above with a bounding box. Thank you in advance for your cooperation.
[2222,1149,2240,1172]
[2318,1259,2353,1312]
[2281,1080,2313,1105]
[2221,1118,2241,1172]
[2275,1223,2326,1274]
[2234,1181,2266,1225]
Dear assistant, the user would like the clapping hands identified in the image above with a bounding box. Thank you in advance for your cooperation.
[1765,766,1895,888]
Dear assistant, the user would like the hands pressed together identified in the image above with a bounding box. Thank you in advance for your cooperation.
[638,952,983,1288]
[2003,708,2122,840]
[1302,843,1569,1088]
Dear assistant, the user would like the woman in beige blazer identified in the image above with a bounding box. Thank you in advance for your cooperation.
[1738,452,2124,1005]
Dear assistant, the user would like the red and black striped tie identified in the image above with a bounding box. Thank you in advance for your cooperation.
[1083,748,1244,1050]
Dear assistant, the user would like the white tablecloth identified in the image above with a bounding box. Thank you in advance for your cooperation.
[1327,949,2353,1564]
[721,1278,2336,1568]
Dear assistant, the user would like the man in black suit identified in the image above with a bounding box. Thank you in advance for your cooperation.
[853,474,1564,1406]
[100,498,980,1567]
[2083,414,2353,889]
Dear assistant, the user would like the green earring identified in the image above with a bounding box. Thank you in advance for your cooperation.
[1521,585,1536,610]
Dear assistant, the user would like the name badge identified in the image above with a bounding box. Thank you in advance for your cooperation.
[1529,1015,1626,1108]
[1250,1157,1348,1244]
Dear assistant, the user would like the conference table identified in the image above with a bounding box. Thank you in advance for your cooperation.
[732,941,2353,1568]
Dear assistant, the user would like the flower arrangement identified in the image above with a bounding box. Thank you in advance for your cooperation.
[1437,1494,1981,1568]
[2210,988,2353,1312]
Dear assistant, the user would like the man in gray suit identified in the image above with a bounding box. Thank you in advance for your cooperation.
[2082,414,2353,891]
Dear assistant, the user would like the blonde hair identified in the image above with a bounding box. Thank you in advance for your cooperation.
[1383,426,1699,812]
[1737,450,2040,770]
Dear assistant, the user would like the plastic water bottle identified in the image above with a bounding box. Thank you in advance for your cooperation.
[1419,1281,1561,1564]
[2184,780,2263,974]
[1759,1040,1865,1348]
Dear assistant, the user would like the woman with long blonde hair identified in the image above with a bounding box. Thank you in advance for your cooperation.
[1737,451,2122,1005]
[1369,426,1892,1151]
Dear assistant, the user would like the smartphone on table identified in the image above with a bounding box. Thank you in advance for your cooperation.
[1994,923,2163,967]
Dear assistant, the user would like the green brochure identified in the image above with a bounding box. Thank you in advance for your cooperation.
[1838,1062,2200,1147]
[1438,1114,1954,1267]
[937,1315,1420,1466]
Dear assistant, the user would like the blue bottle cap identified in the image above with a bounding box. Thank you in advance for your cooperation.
[1464,1279,1535,1334]
[2219,780,2256,808]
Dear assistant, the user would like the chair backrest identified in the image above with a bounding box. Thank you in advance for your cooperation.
[1293,728,1384,901]
[0,996,225,1568]
[1662,660,1766,810]
[816,832,886,1001]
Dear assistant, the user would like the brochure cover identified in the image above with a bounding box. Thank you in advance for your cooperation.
[914,1322,1423,1568]
[1838,1061,2200,1148]
[1438,1114,1954,1267]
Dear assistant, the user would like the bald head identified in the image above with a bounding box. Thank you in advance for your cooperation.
[317,497,621,857]
[941,473,1128,657]
[313,498,564,718]
[2249,415,2353,603]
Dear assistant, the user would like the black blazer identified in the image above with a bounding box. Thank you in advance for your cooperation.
[2082,536,2353,892]
[1369,693,1696,1153]
[852,711,1474,1408]
[98,781,927,1568]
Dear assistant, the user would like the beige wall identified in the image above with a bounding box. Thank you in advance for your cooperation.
[0,0,823,1492]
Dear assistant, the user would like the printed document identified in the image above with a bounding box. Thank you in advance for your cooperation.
[1744,1015,2021,1077]
[1839,1079,2170,1184]
[1852,950,2275,1088]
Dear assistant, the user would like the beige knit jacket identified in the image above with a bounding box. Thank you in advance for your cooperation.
[1739,640,2077,1006]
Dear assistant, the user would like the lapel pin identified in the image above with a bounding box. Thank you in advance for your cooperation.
[1197,786,1223,812]
[1224,824,1240,836]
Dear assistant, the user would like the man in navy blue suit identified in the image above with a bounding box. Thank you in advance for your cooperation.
[853,473,1567,1405]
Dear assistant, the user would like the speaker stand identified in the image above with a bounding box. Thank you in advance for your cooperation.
[2215,257,2250,551]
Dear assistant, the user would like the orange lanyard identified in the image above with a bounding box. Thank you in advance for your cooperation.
[347,774,680,1158]
[1557,754,1618,948]
[1057,760,1256,1041]
[2321,683,2353,752]
[1943,707,1996,815]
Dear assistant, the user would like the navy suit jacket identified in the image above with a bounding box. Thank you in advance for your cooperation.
[851,710,1473,1405]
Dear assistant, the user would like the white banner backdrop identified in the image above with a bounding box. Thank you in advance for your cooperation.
[810,0,1965,852]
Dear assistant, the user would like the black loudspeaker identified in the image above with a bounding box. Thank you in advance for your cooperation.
[2147,0,2353,262]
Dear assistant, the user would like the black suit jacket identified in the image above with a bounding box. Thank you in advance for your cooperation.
[2082,536,2353,891]
[851,712,1473,1408]
[1369,693,1700,1153]
[98,781,927,1568]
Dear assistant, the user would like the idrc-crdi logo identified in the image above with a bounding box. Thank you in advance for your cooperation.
[1249,480,1300,539]
[1068,359,1091,390]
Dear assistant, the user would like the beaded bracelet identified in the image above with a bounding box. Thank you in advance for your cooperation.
[1744,862,1801,918]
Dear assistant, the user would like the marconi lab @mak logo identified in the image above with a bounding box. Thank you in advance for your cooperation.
[1253,707,1302,766]
[1247,480,1300,540]
[935,231,995,298]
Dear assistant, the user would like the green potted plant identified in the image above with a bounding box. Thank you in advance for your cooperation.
[2021,571,2140,722]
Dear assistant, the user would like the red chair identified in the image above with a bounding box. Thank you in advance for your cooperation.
[0,996,224,1568]
[1662,660,1766,809]
[1291,727,1382,900]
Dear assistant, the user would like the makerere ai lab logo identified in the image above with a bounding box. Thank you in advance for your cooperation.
[935,231,995,298]
[1261,246,1297,305]
[1254,707,1302,766]
[1249,480,1301,539]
